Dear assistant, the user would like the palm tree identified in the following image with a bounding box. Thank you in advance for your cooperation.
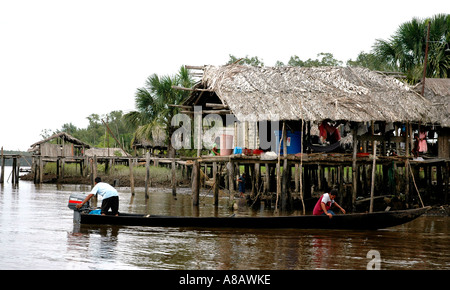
[125,66,193,157]
[372,14,450,83]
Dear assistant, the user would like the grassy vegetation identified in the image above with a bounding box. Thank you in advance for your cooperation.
[43,162,184,185]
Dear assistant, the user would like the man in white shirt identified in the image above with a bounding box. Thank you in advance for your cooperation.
[312,188,346,218]
[76,177,119,216]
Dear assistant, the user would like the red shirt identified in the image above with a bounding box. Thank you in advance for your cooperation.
[313,193,334,215]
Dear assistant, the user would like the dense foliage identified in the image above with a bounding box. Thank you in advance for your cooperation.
[41,14,447,153]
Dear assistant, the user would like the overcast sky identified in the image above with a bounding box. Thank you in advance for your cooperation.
[0,0,447,151]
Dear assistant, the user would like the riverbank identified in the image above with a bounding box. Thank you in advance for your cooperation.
[20,164,191,188]
[18,164,450,216]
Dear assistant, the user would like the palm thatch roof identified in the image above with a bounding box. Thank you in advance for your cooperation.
[414,78,450,127]
[185,65,435,124]
[84,147,128,157]
[29,132,90,150]
[131,125,167,149]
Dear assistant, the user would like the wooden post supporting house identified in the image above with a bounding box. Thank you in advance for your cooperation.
[281,121,290,211]
[171,159,177,197]
[0,147,4,184]
[213,164,220,206]
[405,122,410,204]
[145,152,150,199]
[227,161,234,193]
[129,157,135,196]
[369,140,377,213]
[213,162,219,206]
[352,125,358,212]
[11,157,16,185]
[192,160,200,206]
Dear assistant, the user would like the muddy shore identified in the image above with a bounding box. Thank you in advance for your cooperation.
[19,172,449,216]
[20,172,191,188]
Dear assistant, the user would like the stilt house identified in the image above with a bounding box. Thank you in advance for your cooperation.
[175,64,449,211]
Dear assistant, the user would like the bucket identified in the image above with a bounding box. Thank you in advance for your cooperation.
[220,134,234,156]
[274,131,302,154]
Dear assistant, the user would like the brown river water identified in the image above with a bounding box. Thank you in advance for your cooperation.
[0,167,449,270]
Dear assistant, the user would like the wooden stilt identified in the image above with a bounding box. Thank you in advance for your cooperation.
[192,160,200,206]
[352,125,358,212]
[213,162,219,206]
[145,152,150,199]
[39,156,43,184]
[369,140,377,213]
[171,159,176,197]
[227,161,234,193]
[129,157,135,196]
[0,147,4,184]
[264,163,270,194]
[213,165,219,206]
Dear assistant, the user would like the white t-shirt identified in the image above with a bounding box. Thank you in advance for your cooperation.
[90,182,118,199]
[321,193,335,206]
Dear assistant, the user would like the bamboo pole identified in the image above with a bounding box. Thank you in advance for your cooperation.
[299,119,305,215]
[171,159,176,197]
[11,157,16,185]
[407,160,425,208]
[282,121,288,211]
[192,160,200,206]
[145,152,150,199]
[405,122,410,204]
[369,140,377,213]
[129,157,135,196]
[264,163,269,194]
[421,21,431,97]
[352,125,358,212]
[91,156,98,206]
[101,119,130,157]
[39,156,43,184]
[0,147,4,184]
[213,165,219,206]
[275,122,285,213]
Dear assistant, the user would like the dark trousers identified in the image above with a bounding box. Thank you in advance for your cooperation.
[101,196,119,215]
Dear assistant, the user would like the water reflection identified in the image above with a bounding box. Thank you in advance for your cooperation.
[68,218,449,270]
[0,169,449,270]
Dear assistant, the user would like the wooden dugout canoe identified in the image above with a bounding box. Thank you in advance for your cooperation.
[72,206,430,230]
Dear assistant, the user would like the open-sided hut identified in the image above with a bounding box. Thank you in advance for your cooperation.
[131,125,168,156]
[414,78,450,158]
[28,132,91,183]
[28,132,90,157]
[182,65,434,151]
[177,65,447,211]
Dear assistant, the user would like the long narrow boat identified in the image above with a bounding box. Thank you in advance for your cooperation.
[72,206,430,230]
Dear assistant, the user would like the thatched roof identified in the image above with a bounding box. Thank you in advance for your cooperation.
[84,147,128,157]
[131,125,167,149]
[29,132,90,150]
[414,78,450,127]
[185,65,434,124]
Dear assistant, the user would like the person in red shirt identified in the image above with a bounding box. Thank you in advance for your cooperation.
[319,120,341,144]
[313,189,346,218]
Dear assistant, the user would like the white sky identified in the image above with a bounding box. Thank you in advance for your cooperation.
[0,0,447,151]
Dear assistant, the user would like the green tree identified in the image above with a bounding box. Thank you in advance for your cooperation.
[48,111,133,151]
[276,52,343,67]
[346,51,397,71]
[227,54,265,66]
[372,14,450,83]
[125,66,194,157]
